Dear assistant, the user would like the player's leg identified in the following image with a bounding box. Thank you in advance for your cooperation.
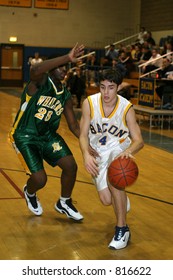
[11,140,45,216]
[44,134,83,221]
[98,187,112,206]
[56,154,77,198]
[54,154,83,221]
[108,185,130,250]
[109,186,127,227]
[23,170,46,216]
[95,151,130,249]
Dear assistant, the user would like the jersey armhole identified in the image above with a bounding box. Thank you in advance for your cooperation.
[87,96,94,119]
[123,103,133,127]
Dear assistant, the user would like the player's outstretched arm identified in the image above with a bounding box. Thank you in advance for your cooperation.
[30,43,84,81]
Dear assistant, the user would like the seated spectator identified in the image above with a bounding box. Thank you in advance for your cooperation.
[133,43,142,63]
[156,58,173,109]
[142,47,162,74]
[138,46,152,67]
[144,31,156,48]
[130,44,136,60]
[101,44,119,67]
[157,57,173,78]
[132,43,142,71]
[112,58,127,77]
[118,50,135,77]
[162,41,173,62]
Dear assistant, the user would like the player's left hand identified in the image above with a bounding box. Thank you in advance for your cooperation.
[119,150,135,159]
[68,43,84,62]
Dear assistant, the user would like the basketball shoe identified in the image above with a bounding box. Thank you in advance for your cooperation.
[108,225,130,250]
[55,198,83,221]
[23,185,43,216]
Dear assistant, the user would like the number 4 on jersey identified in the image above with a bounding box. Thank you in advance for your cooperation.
[99,135,107,145]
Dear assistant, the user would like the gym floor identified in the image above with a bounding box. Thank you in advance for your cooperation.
[0,88,173,261]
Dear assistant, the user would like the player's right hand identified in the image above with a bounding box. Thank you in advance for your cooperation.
[84,154,99,177]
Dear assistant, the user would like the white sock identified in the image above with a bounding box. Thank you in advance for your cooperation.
[26,189,35,197]
[60,196,70,202]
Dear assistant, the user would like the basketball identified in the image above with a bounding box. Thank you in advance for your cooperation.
[107,157,139,189]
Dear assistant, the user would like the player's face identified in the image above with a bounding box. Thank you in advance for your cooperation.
[100,80,118,103]
[52,66,67,81]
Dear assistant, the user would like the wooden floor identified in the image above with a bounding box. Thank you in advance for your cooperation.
[0,91,173,260]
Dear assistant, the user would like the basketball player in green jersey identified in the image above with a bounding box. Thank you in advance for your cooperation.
[10,44,84,220]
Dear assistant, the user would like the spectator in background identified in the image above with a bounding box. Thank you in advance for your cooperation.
[130,45,136,60]
[112,58,127,77]
[157,57,173,79]
[118,49,135,77]
[137,26,147,45]
[156,57,173,109]
[85,51,97,67]
[66,67,86,108]
[133,44,142,63]
[30,52,43,65]
[162,41,173,62]
[85,51,97,86]
[138,46,152,66]
[101,44,119,67]
[142,47,162,74]
[144,31,156,48]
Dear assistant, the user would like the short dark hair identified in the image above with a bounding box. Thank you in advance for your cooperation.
[99,68,123,86]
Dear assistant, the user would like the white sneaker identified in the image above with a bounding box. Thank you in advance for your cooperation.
[23,185,43,216]
[108,225,130,250]
[127,196,130,212]
[55,198,83,221]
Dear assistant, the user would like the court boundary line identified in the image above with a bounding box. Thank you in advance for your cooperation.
[0,168,24,198]
[1,167,172,206]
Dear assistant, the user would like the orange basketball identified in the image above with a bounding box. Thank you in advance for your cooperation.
[107,157,139,189]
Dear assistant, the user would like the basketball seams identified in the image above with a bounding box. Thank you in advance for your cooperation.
[107,157,138,188]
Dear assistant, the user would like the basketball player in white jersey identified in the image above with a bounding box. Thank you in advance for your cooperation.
[79,68,144,250]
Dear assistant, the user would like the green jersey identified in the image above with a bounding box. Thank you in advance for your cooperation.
[11,76,71,138]
[10,76,72,173]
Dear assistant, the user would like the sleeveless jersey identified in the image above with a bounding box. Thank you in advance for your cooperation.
[88,93,132,154]
[10,76,71,139]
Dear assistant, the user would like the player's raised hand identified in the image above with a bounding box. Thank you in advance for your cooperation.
[68,43,84,62]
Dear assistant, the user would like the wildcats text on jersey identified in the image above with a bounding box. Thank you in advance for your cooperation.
[37,95,63,116]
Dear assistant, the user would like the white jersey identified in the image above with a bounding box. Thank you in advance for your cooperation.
[88,92,132,152]
[87,92,132,191]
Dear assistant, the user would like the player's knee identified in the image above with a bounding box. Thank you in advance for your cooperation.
[70,160,78,174]
[30,172,47,189]
[100,196,111,206]
[64,158,78,175]
[37,176,47,189]
[57,155,78,178]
